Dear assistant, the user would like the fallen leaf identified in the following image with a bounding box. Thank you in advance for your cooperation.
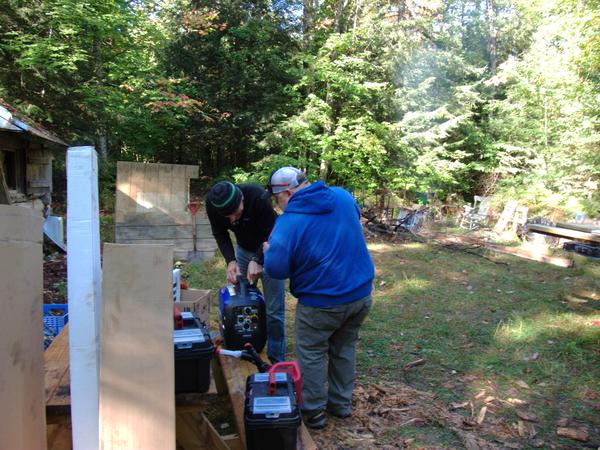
[474,390,486,400]
[517,420,526,437]
[476,406,487,425]
[523,352,540,361]
[516,410,538,422]
[515,380,530,389]
[450,401,469,410]
[404,358,426,369]
[507,397,528,406]
[484,396,497,404]
[556,427,589,442]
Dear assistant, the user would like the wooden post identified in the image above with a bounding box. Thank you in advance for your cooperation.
[0,205,46,449]
[67,146,102,450]
[99,243,175,450]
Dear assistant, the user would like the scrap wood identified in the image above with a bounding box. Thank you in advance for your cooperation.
[556,426,590,442]
[433,233,574,268]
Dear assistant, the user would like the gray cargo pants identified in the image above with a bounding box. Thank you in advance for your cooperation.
[295,295,372,415]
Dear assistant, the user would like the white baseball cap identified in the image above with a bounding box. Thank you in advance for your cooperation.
[268,167,307,194]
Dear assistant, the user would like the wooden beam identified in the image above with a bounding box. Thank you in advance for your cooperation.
[528,223,600,244]
[0,205,46,449]
[99,243,175,450]
[555,222,600,234]
[176,410,229,450]
[66,146,102,450]
[44,324,71,416]
[440,234,574,268]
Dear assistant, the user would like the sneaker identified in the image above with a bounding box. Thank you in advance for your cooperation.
[303,410,327,429]
[327,408,351,419]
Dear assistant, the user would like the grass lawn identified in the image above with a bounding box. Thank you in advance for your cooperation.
[183,236,600,449]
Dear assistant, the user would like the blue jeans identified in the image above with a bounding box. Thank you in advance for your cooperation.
[236,245,286,363]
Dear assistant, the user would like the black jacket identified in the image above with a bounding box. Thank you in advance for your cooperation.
[206,184,277,265]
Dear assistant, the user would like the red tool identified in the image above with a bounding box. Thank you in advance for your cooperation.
[269,361,302,404]
[173,305,183,330]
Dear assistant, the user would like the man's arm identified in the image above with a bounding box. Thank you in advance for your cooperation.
[263,224,292,280]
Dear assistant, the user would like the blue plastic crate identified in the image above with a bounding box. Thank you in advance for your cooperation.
[43,304,68,335]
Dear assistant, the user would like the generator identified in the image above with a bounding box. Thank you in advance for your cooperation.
[219,278,267,352]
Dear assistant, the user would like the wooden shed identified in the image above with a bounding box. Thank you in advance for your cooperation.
[0,100,68,213]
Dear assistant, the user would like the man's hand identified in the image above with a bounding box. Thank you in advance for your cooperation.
[226,261,241,284]
[247,260,263,284]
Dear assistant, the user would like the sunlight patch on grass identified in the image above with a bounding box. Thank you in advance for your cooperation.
[494,312,600,346]
[368,242,394,252]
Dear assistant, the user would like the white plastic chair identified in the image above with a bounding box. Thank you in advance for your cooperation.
[459,196,491,230]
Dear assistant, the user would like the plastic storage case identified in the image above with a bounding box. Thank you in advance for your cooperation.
[43,304,69,335]
[174,313,215,394]
[244,372,301,450]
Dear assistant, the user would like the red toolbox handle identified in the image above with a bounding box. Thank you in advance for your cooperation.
[268,361,302,404]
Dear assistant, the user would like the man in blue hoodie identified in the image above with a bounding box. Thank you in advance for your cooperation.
[263,167,374,430]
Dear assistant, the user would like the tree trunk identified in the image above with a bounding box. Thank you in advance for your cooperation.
[97,126,108,160]
[486,0,497,74]
[319,158,329,181]
[303,0,315,51]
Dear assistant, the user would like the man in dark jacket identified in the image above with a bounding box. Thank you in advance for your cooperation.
[263,167,374,429]
[206,181,286,363]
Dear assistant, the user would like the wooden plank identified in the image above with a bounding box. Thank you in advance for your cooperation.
[528,224,600,244]
[99,243,175,450]
[439,234,574,268]
[555,222,600,234]
[120,211,193,226]
[115,161,133,223]
[129,162,145,213]
[216,351,317,450]
[0,205,46,450]
[45,324,71,416]
[157,163,174,213]
[47,422,72,450]
[115,223,212,240]
[67,146,102,449]
[113,237,216,252]
[171,164,189,214]
[176,410,229,450]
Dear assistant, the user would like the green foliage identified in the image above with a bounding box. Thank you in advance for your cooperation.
[0,0,598,217]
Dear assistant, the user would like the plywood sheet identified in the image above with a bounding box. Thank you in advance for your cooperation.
[99,243,175,450]
[0,205,46,450]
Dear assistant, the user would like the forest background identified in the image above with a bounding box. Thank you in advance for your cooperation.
[1,0,598,216]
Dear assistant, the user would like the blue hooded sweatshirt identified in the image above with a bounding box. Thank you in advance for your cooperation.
[264,181,374,308]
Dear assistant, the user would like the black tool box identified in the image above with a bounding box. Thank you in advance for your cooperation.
[173,312,214,393]
[244,372,301,450]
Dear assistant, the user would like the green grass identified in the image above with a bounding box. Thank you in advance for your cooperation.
[182,240,600,448]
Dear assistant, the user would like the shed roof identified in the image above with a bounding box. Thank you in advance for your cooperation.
[0,99,68,147]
